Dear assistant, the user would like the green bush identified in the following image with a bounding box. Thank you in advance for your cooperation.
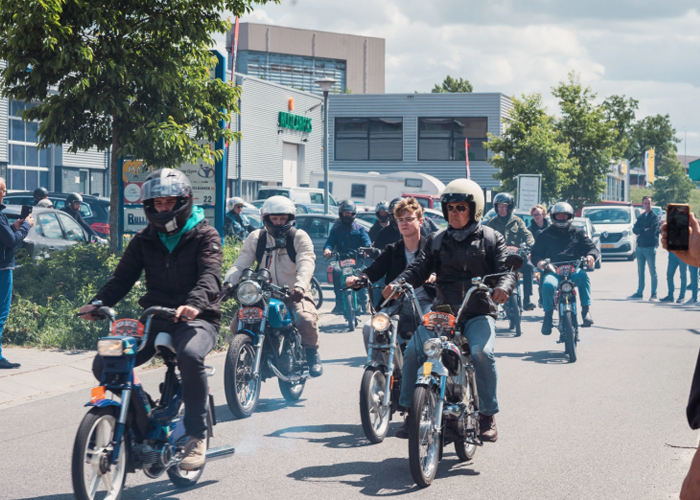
[3,236,241,351]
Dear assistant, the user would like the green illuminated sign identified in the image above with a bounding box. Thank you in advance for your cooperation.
[278,111,312,133]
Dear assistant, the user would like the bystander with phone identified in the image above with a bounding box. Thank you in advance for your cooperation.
[0,177,34,368]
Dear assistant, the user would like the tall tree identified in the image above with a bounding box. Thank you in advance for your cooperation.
[431,76,473,93]
[602,94,638,160]
[552,72,617,209]
[486,94,577,204]
[627,114,681,170]
[653,156,695,207]
[0,0,277,253]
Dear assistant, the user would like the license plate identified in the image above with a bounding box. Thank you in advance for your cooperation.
[422,362,432,377]
[602,244,615,249]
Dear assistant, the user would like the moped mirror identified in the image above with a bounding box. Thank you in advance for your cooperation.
[505,253,524,272]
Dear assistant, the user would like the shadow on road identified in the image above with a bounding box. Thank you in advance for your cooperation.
[19,479,217,500]
[267,423,372,449]
[324,355,366,368]
[215,397,305,423]
[495,350,569,364]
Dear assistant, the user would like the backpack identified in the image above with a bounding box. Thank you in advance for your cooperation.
[254,227,297,270]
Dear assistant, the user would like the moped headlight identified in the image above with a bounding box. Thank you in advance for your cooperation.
[97,339,125,357]
[237,281,262,306]
[371,313,391,332]
[423,338,443,358]
[561,282,574,293]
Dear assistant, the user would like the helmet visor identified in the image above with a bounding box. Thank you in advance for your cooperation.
[141,177,191,201]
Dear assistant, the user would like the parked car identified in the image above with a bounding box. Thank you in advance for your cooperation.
[571,217,602,269]
[295,204,339,216]
[3,206,100,259]
[255,187,338,207]
[423,208,447,228]
[295,214,372,281]
[241,207,263,230]
[3,191,110,236]
[580,204,636,261]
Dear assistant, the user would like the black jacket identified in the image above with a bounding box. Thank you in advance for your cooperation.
[362,237,435,298]
[94,220,223,325]
[60,206,97,238]
[395,226,516,322]
[531,224,600,265]
[368,220,387,242]
[687,348,700,429]
[528,218,550,240]
[633,210,660,248]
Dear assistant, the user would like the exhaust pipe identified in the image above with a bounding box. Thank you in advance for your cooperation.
[205,445,236,462]
[267,358,309,383]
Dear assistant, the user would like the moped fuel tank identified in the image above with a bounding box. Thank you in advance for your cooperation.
[267,298,293,329]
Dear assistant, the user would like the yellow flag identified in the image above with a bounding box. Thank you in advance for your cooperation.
[645,149,655,185]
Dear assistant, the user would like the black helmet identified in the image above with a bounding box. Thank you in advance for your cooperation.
[338,199,356,225]
[388,197,402,223]
[375,200,390,223]
[550,202,575,229]
[440,179,485,225]
[33,187,48,203]
[261,196,296,239]
[65,192,84,206]
[493,192,515,217]
[141,168,193,234]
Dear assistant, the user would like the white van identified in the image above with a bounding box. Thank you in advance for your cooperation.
[255,187,338,206]
[580,204,637,261]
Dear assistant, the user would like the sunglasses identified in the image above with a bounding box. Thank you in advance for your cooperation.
[396,216,418,224]
[234,204,243,209]
[446,204,469,213]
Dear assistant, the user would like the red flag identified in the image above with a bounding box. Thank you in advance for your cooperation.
[465,138,471,179]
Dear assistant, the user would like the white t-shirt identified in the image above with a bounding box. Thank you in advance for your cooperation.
[405,246,431,302]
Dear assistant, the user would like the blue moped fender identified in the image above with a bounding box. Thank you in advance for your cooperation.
[84,399,122,409]
[236,329,258,340]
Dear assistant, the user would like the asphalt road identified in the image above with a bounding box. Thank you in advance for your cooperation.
[2,250,699,499]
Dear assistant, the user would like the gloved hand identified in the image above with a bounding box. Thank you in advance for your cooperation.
[289,287,305,303]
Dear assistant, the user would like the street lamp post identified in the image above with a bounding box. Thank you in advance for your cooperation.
[315,77,337,215]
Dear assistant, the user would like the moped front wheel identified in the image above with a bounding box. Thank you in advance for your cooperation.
[409,385,440,488]
[224,334,261,418]
[310,276,323,309]
[71,406,127,500]
[562,311,577,363]
[360,367,391,443]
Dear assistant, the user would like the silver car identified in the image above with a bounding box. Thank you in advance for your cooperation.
[572,217,602,269]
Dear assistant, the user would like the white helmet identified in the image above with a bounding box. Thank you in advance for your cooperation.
[440,178,485,224]
[261,196,296,238]
[227,197,245,212]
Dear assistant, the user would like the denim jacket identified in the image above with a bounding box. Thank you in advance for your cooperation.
[0,204,30,270]
[323,220,371,257]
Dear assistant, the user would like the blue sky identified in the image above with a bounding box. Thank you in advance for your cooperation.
[215,1,700,155]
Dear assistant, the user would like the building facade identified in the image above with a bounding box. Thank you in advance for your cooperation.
[226,23,385,95]
[326,92,512,189]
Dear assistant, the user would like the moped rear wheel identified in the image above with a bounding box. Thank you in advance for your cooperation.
[224,334,260,418]
[562,311,577,363]
[345,291,356,332]
[167,428,210,488]
[71,406,127,500]
[360,367,391,443]
[409,385,440,488]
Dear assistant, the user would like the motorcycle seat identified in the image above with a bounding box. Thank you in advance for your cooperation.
[154,332,176,357]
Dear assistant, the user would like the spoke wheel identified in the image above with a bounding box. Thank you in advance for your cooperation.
[409,385,440,488]
[310,277,323,309]
[360,368,391,443]
[72,406,127,500]
[562,311,577,363]
[455,381,477,462]
[224,334,260,418]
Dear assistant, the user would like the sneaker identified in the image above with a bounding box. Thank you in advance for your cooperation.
[581,307,594,327]
[696,301,700,307]
[628,292,644,300]
[395,413,409,439]
[677,297,686,304]
[0,358,20,369]
[649,295,659,302]
[305,347,323,377]
[659,295,674,302]
[523,301,536,311]
[180,436,206,470]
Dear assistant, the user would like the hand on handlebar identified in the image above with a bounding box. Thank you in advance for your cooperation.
[289,286,305,303]
[492,287,508,304]
[175,305,200,322]
[537,260,547,270]
[78,304,98,321]
[323,248,332,259]
[382,284,401,299]
[587,255,595,270]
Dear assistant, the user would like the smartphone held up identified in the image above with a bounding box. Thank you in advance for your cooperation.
[666,203,690,251]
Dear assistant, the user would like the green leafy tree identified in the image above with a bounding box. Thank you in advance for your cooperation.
[486,94,577,204]
[602,94,638,160]
[552,72,617,209]
[0,0,278,253]
[432,75,473,93]
[653,156,696,207]
[627,114,681,170]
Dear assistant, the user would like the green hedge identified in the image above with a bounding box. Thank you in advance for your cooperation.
[3,237,240,350]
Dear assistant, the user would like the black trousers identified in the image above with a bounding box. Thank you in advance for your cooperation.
[92,318,218,439]
[522,260,534,303]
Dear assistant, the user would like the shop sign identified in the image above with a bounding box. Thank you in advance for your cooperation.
[278,111,312,133]
[124,206,215,233]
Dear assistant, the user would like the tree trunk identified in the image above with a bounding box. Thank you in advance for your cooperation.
[109,122,120,255]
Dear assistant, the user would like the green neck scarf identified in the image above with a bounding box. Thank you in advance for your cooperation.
[158,206,205,252]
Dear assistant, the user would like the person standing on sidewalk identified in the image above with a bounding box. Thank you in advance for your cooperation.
[661,252,687,303]
[0,178,34,369]
[630,196,660,301]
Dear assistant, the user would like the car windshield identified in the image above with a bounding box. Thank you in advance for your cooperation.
[256,190,289,200]
[582,208,631,224]
[572,221,590,236]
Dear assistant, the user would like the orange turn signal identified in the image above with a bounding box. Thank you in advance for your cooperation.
[91,386,106,404]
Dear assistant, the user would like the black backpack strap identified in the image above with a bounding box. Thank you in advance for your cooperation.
[481,226,498,254]
[431,228,447,258]
[254,229,268,271]
[286,227,297,263]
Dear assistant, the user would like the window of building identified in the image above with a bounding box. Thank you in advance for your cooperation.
[350,184,366,198]
[335,118,403,161]
[418,117,488,162]
[8,100,50,191]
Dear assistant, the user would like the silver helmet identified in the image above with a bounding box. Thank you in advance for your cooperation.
[375,200,390,223]
[141,168,193,234]
[261,196,296,238]
[227,197,245,212]
[550,202,575,229]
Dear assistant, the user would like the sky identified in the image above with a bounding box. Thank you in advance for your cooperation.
[214,1,700,156]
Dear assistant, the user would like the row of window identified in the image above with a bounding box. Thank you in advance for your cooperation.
[334,117,489,162]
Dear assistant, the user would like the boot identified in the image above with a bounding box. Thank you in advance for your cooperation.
[395,412,409,439]
[479,414,498,442]
[581,306,594,327]
[180,436,206,470]
[0,358,20,369]
[306,347,323,377]
[523,300,536,311]
[542,311,553,335]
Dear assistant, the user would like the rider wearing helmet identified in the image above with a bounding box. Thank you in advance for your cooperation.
[530,201,599,334]
[369,200,390,242]
[323,200,371,314]
[487,192,536,310]
[387,179,516,442]
[225,195,322,377]
[224,196,253,240]
[60,192,98,238]
[79,168,223,470]
[33,187,49,206]
[374,197,439,250]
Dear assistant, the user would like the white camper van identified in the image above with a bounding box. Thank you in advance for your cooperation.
[308,170,445,207]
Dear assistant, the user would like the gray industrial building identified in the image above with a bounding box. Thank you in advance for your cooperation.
[326,92,513,189]
[226,23,384,95]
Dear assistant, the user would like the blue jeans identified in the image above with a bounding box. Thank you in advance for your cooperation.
[0,269,13,360]
[399,315,498,416]
[542,269,591,312]
[690,266,699,301]
[636,246,657,296]
[667,253,687,299]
